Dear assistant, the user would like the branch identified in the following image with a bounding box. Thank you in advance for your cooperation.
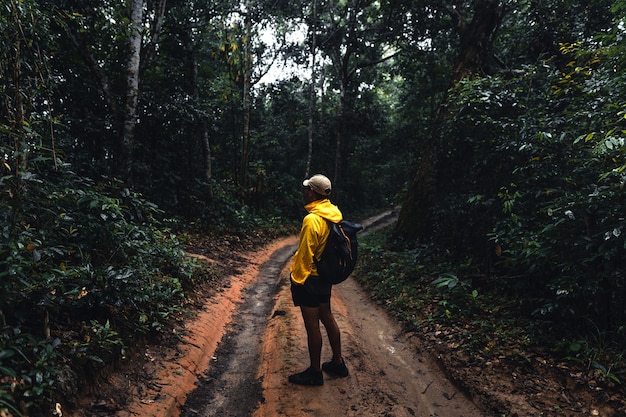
[142,0,167,65]
[445,2,467,36]
[358,50,402,70]
[347,50,403,79]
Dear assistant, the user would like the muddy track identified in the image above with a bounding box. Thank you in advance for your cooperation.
[181,243,295,416]
[109,211,483,417]
[176,211,482,417]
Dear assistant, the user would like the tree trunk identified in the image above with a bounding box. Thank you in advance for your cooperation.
[240,1,252,188]
[202,125,213,183]
[305,0,318,179]
[11,36,26,177]
[450,0,504,81]
[142,0,167,65]
[334,75,346,192]
[120,0,144,183]
[395,0,504,243]
[62,0,166,176]
[200,95,213,184]
[328,0,357,196]
[192,43,212,183]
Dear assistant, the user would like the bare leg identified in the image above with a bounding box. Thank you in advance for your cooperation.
[319,302,342,362]
[300,306,322,370]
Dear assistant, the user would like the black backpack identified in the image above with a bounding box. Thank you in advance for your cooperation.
[315,220,363,284]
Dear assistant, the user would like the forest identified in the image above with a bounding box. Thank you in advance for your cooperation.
[1,0,625,415]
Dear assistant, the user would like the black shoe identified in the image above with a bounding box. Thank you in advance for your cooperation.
[288,367,324,386]
[322,358,349,377]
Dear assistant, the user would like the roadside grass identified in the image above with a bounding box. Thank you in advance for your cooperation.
[354,227,626,391]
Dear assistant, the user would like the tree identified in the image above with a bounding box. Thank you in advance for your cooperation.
[305,0,318,179]
[53,0,167,181]
[395,0,505,243]
[1,0,57,197]
[208,0,298,190]
[120,0,145,182]
[449,0,505,81]
[312,0,401,194]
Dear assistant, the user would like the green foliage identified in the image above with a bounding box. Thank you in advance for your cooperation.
[0,331,60,417]
[564,322,625,385]
[395,3,626,383]
[489,42,624,324]
[358,226,625,386]
[0,160,205,415]
[71,320,124,366]
[3,0,626,412]
[424,30,626,328]
[431,273,479,319]
[356,228,534,359]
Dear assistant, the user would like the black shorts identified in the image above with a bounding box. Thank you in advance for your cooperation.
[291,276,332,307]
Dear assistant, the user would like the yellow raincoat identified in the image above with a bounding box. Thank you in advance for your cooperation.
[290,199,343,285]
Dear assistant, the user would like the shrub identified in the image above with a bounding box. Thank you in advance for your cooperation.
[0,161,203,415]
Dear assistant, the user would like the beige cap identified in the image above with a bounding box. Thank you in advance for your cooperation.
[303,174,332,196]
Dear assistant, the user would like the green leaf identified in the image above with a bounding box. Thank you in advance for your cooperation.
[569,342,582,352]
[0,350,15,361]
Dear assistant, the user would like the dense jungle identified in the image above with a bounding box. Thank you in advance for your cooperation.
[1,0,625,415]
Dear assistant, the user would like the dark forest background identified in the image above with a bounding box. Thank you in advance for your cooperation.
[1,0,625,414]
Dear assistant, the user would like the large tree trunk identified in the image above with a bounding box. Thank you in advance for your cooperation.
[119,0,144,183]
[395,0,504,243]
[394,142,439,243]
[450,0,504,81]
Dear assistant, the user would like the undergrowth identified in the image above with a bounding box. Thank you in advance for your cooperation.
[355,227,626,390]
[0,166,219,416]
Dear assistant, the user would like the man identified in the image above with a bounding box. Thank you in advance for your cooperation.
[288,174,349,386]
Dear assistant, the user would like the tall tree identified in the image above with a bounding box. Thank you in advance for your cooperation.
[314,0,401,192]
[53,0,167,181]
[395,0,505,242]
[1,0,56,183]
[240,0,253,188]
[305,0,318,179]
[216,0,293,189]
[448,0,504,81]
[121,0,145,182]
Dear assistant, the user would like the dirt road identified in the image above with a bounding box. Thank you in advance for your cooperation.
[114,212,483,417]
[251,264,483,417]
